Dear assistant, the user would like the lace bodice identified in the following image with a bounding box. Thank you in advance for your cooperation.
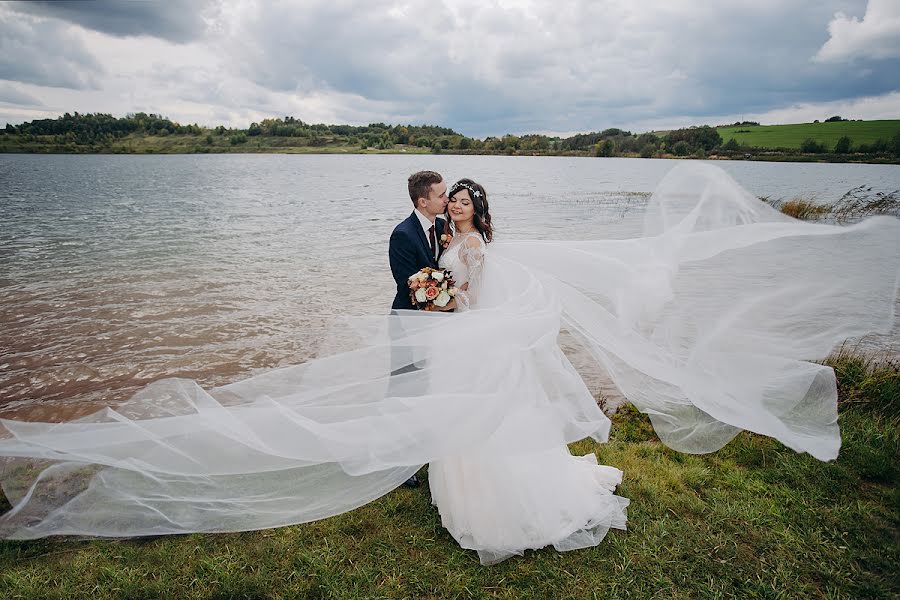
[438,230,486,310]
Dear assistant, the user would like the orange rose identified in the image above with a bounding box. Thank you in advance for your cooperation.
[424,286,440,301]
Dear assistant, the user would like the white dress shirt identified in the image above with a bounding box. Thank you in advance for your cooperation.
[414,209,439,260]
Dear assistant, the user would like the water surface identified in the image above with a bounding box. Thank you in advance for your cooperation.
[1,154,897,419]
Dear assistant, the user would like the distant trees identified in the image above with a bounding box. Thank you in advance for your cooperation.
[4,113,898,161]
[834,136,852,154]
[672,141,691,156]
[6,112,205,144]
[824,115,844,122]
[595,139,615,157]
[800,138,827,153]
[664,126,722,153]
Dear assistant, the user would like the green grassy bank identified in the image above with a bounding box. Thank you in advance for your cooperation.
[0,351,897,599]
[717,120,900,150]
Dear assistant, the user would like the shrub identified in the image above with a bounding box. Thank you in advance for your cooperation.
[800,138,826,153]
[595,139,615,157]
[834,136,852,154]
[672,140,691,156]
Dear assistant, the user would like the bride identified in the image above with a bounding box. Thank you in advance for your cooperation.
[0,164,897,566]
[430,178,628,565]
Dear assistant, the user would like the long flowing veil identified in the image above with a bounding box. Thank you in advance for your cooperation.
[1,163,898,539]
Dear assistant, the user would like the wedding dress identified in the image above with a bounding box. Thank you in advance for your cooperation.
[431,231,628,564]
[0,164,897,565]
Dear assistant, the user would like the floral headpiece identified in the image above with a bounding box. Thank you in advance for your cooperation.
[449,182,483,199]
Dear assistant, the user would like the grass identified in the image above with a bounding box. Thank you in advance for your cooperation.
[777,198,831,220]
[717,120,900,150]
[0,351,898,598]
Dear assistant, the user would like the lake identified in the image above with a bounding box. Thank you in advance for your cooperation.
[1,154,898,419]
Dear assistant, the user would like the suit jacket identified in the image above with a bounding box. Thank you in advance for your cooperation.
[389,213,448,310]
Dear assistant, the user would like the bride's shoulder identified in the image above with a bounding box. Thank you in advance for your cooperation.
[464,234,484,249]
[457,231,485,249]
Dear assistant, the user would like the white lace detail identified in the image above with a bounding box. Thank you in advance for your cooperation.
[439,231,485,311]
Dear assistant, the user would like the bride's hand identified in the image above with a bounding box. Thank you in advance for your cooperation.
[433,298,457,311]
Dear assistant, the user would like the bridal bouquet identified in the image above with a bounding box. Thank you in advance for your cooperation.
[408,267,456,310]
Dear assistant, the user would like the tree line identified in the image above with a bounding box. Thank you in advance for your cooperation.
[3,112,899,160]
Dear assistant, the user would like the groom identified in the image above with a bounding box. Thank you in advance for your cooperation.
[388,170,450,488]
[389,170,450,310]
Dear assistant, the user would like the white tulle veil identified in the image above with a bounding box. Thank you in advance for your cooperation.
[1,163,898,539]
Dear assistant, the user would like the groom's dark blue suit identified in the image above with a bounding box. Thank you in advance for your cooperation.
[389,213,447,310]
[388,212,447,489]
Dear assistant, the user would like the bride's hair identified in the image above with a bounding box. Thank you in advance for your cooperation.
[448,178,493,243]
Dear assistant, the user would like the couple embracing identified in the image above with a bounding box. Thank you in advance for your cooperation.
[386,170,630,565]
[388,170,493,314]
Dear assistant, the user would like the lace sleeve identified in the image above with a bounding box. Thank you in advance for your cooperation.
[454,236,485,311]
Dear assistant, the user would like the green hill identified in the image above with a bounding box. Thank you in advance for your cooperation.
[717,119,900,150]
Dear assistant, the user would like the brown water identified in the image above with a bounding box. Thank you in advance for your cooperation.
[2,154,897,420]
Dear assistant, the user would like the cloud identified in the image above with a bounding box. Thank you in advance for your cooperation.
[0,1,898,136]
[0,12,103,90]
[215,0,897,136]
[0,83,43,107]
[8,0,212,44]
[815,0,900,63]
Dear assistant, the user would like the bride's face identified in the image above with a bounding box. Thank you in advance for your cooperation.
[448,190,475,224]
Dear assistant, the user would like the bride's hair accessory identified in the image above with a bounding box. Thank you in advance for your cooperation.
[449,181,483,199]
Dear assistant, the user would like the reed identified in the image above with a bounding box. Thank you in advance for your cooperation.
[766,186,900,222]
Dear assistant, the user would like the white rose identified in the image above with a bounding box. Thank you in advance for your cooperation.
[432,271,444,282]
[414,288,427,303]
[417,272,429,281]
[448,287,456,297]
[433,291,451,307]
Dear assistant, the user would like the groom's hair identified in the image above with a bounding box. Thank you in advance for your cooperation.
[408,171,443,207]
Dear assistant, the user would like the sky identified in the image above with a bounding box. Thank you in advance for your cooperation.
[1,0,899,138]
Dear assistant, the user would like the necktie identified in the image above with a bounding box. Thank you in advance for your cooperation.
[428,224,437,259]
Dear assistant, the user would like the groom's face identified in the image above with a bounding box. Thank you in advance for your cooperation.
[419,180,448,218]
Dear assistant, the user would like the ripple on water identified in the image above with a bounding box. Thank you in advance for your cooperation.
[1,154,897,421]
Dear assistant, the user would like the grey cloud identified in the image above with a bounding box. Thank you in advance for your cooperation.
[0,16,103,89]
[2,0,898,136]
[10,0,211,43]
[217,0,899,136]
[0,83,43,106]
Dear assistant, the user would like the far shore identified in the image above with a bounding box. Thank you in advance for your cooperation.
[5,114,900,165]
[3,144,899,165]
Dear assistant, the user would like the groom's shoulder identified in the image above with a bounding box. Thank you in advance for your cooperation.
[392,213,416,234]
